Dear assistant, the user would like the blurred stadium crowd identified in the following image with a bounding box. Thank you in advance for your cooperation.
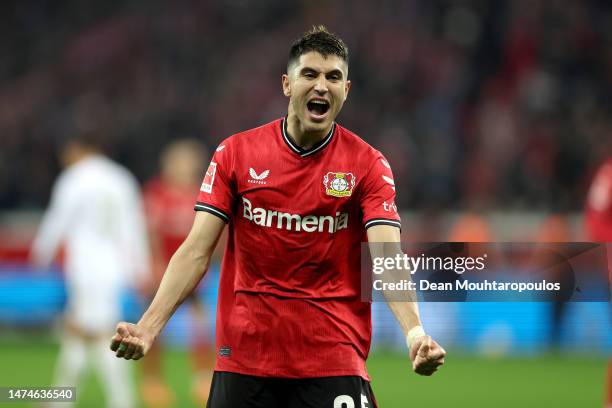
[1,0,611,213]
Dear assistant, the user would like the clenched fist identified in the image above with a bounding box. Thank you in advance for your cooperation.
[409,335,446,376]
[110,322,155,360]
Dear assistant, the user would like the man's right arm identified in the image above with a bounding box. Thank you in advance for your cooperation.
[110,211,226,360]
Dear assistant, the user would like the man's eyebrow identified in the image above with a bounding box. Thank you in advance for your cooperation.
[299,67,318,74]
[326,69,344,78]
[299,67,344,78]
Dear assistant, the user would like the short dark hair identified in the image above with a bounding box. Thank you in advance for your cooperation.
[288,25,349,72]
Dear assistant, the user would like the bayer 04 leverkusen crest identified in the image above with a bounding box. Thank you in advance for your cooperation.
[323,172,356,197]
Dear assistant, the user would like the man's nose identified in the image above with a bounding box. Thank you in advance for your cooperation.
[314,75,328,93]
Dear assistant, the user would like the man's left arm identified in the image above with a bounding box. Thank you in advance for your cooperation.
[367,224,446,376]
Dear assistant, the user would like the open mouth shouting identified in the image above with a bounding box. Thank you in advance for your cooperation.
[306,98,331,122]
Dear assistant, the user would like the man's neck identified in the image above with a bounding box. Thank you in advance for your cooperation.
[286,113,332,150]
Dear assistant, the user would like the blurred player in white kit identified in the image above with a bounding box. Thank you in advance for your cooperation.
[31,131,150,408]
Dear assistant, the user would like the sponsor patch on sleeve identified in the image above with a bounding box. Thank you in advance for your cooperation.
[201,162,217,193]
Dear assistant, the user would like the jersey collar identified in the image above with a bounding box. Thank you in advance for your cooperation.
[281,117,335,158]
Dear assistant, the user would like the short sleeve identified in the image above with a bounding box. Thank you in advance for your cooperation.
[360,153,401,230]
[194,142,234,223]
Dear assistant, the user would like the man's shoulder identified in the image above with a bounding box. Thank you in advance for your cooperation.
[335,123,386,160]
[82,156,140,192]
[600,159,612,177]
[142,177,165,196]
[218,118,282,148]
[100,158,139,185]
[54,156,137,198]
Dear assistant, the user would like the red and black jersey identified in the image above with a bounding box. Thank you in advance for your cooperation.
[195,117,400,380]
[585,158,612,241]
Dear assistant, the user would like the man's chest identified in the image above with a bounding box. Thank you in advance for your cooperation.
[233,154,364,214]
[227,151,368,237]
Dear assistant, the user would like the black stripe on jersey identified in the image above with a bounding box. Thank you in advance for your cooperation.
[194,202,230,223]
[364,218,402,230]
[281,117,335,157]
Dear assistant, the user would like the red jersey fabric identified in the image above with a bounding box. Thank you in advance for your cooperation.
[585,159,612,241]
[144,178,196,262]
[195,117,400,380]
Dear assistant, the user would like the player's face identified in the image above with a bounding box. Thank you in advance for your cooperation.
[283,52,351,136]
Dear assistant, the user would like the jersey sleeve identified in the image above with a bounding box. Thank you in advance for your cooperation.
[360,152,401,230]
[194,142,234,223]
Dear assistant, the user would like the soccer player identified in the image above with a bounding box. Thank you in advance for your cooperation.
[32,132,150,408]
[140,139,215,406]
[584,157,612,408]
[111,26,445,407]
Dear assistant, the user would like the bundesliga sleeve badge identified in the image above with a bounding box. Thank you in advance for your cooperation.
[323,172,355,197]
[201,162,217,193]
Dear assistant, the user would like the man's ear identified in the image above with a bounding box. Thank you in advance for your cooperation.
[344,80,352,101]
[282,74,291,97]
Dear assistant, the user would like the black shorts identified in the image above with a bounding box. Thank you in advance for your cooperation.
[206,371,378,408]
